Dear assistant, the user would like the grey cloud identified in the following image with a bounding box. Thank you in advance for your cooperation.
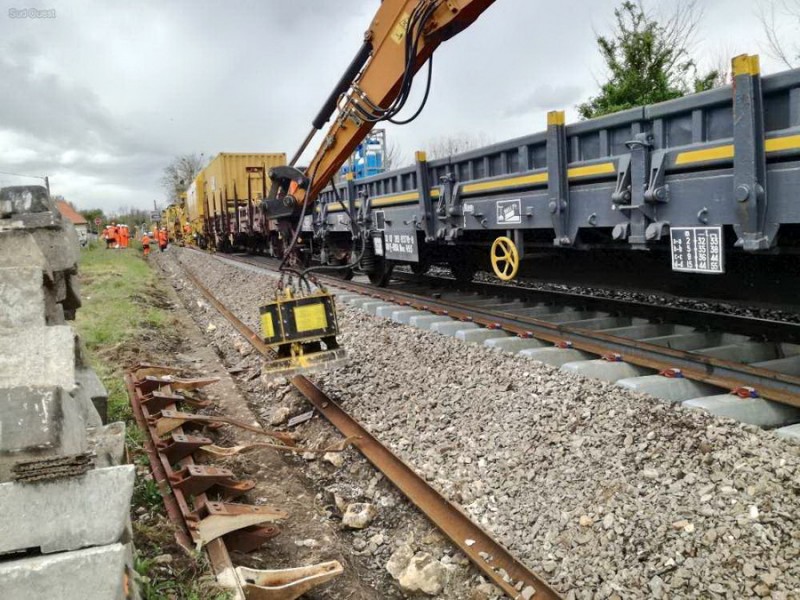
[0,0,792,212]
[502,84,586,118]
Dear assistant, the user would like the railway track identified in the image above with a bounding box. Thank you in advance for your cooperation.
[176,255,563,600]
[211,251,800,437]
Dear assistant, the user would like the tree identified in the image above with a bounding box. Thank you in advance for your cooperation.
[383,140,405,170]
[424,132,493,160]
[758,0,800,69]
[578,1,719,119]
[160,154,204,204]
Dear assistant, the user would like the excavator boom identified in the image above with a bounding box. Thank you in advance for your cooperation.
[264,0,496,218]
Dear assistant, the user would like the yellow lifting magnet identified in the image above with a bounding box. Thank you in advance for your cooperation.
[259,287,346,378]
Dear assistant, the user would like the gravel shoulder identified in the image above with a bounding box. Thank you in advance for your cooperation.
[173,248,800,600]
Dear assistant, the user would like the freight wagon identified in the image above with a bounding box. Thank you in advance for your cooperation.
[185,152,286,251]
[309,56,800,293]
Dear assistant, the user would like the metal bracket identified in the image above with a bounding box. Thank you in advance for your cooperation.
[546,111,572,246]
[224,524,281,554]
[188,501,288,547]
[611,155,631,205]
[156,433,214,463]
[644,149,669,203]
[169,464,255,500]
[236,561,344,600]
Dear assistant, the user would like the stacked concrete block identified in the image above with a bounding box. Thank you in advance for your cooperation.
[0,185,137,599]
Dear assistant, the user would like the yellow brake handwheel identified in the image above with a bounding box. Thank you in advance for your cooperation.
[490,236,520,281]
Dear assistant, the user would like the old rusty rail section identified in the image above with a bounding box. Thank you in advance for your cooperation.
[124,370,246,597]
[211,251,800,407]
[178,258,562,600]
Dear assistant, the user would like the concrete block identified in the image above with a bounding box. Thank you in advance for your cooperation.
[752,355,800,377]
[0,464,135,554]
[616,375,720,404]
[775,423,800,441]
[362,301,393,315]
[409,315,452,330]
[484,337,548,353]
[0,266,46,328]
[682,394,800,428]
[0,543,128,600]
[391,309,427,324]
[74,367,106,426]
[334,294,361,305]
[518,347,594,367]
[456,328,510,344]
[561,359,652,383]
[28,224,80,274]
[87,422,127,468]
[346,297,376,309]
[0,386,88,482]
[604,323,686,339]
[697,342,778,363]
[376,304,404,318]
[0,325,75,390]
[431,321,479,337]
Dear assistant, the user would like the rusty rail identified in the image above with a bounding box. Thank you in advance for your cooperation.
[178,257,562,600]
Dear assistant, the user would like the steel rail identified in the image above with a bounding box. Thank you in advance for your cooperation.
[329,277,800,408]
[177,257,562,600]
[208,253,800,408]
[392,271,800,345]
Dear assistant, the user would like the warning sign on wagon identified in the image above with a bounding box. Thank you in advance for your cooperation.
[670,226,724,274]
[384,231,419,262]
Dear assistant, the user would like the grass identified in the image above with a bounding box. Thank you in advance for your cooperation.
[75,243,230,600]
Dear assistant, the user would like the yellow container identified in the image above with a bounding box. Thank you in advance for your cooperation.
[202,152,286,218]
[186,172,206,222]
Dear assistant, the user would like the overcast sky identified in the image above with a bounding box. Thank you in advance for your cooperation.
[0,0,793,214]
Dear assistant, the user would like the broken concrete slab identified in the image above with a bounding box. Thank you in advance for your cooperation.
[87,422,127,469]
[0,543,128,600]
[0,465,135,554]
[0,325,75,390]
[74,367,106,426]
[0,266,46,328]
[0,386,88,482]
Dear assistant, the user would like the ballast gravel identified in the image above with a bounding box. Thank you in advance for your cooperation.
[176,249,800,600]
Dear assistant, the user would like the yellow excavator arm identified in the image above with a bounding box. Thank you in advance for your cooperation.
[263,0,496,218]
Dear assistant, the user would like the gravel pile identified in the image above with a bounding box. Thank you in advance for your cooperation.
[177,249,800,599]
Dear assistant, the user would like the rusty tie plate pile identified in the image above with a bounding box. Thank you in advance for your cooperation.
[125,363,342,600]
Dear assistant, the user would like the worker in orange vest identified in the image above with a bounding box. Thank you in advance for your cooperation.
[102,226,112,249]
[119,225,129,249]
[141,232,151,256]
[110,223,119,249]
[158,228,168,252]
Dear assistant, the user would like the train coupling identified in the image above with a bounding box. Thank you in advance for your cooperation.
[259,287,346,378]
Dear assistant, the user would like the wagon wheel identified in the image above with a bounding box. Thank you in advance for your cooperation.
[490,236,520,281]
